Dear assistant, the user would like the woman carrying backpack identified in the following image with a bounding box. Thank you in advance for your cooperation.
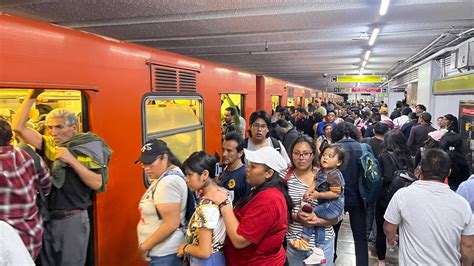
[177,151,229,266]
[136,139,188,265]
[375,131,414,266]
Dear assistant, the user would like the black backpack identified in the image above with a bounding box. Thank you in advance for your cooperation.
[17,143,50,221]
[384,152,417,205]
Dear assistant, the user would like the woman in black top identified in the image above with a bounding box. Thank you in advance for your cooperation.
[375,131,414,265]
[439,132,471,191]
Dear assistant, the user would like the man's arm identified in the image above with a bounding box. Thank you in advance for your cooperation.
[383,221,399,247]
[461,235,474,266]
[12,89,44,150]
[55,147,102,190]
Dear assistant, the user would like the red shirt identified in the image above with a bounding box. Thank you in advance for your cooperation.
[225,187,288,266]
[0,146,51,259]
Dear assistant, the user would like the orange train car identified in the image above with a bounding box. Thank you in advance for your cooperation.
[0,13,335,265]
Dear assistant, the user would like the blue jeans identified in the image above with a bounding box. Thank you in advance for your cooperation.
[286,235,335,266]
[149,254,182,266]
[190,252,225,266]
[302,200,343,245]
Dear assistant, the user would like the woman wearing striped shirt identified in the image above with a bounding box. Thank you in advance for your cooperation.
[285,135,339,266]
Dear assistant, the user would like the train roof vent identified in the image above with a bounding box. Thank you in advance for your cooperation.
[153,66,177,92]
[178,70,197,92]
[151,65,197,92]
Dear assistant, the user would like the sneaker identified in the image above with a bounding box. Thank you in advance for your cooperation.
[290,238,310,251]
[303,246,327,265]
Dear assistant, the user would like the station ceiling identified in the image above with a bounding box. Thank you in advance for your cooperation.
[1,0,473,90]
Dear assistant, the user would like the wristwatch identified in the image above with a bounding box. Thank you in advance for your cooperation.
[218,199,230,210]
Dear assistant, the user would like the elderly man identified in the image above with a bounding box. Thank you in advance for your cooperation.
[384,149,474,265]
[12,89,111,266]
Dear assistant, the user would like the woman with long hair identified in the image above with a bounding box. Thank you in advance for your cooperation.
[285,135,340,266]
[439,132,471,191]
[178,151,228,265]
[376,131,414,266]
[205,146,292,266]
[441,114,459,133]
[136,139,188,265]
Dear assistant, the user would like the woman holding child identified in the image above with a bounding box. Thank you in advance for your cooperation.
[285,135,342,266]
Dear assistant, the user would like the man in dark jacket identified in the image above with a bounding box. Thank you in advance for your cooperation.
[275,119,300,157]
[407,112,436,155]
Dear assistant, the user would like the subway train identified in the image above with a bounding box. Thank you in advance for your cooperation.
[0,13,342,265]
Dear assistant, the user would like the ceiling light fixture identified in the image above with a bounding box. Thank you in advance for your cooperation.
[364,50,371,61]
[362,60,367,67]
[359,68,364,75]
[379,0,390,16]
[369,28,380,46]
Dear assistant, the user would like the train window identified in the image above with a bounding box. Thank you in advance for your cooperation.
[296,96,302,107]
[143,96,204,163]
[287,97,295,107]
[220,93,244,119]
[271,95,281,110]
[0,89,84,136]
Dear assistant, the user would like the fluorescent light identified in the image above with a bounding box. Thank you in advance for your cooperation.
[359,68,364,75]
[369,28,380,46]
[362,60,367,67]
[379,0,390,16]
[364,50,371,61]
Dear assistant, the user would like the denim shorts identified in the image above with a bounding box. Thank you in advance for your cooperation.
[149,253,182,266]
[190,252,225,266]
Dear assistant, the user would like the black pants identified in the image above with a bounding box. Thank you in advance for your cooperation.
[375,202,388,260]
[334,204,369,266]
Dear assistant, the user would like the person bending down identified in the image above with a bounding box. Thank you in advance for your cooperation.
[290,144,345,265]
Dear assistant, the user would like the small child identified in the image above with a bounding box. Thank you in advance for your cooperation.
[291,144,345,265]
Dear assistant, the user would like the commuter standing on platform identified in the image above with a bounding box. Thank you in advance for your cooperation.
[205,147,292,266]
[384,149,474,265]
[220,132,250,205]
[407,112,436,156]
[12,89,112,266]
[245,110,291,164]
[0,117,51,260]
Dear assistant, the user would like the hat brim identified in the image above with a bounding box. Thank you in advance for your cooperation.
[134,154,156,164]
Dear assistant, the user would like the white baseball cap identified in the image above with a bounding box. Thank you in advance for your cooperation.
[244,146,288,173]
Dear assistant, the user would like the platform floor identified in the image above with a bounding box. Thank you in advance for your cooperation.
[334,214,399,266]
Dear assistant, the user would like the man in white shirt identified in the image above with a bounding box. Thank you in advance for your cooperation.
[384,149,474,265]
[393,107,411,129]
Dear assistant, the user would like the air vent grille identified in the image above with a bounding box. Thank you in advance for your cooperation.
[151,65,197,92]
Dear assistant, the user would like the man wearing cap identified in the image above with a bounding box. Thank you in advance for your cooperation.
[12,89,112,266]
[407,112,436,155]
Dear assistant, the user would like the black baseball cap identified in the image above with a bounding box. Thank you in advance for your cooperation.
[420,112,432,124]
[134,139,168,164]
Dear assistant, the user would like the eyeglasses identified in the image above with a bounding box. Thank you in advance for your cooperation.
[292,152,313,159]
[251,124,268,130]
[321,153,336,159]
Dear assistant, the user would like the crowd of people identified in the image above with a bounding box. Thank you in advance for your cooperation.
[1,90,473,266]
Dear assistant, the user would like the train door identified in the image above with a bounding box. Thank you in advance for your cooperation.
[0,88,94,263]
[220,93,245,137]
[142,95,204,182]
[271,95,281,111]
[296,96,302,108]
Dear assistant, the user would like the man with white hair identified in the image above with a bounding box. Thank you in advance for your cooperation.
[13,89,112,266]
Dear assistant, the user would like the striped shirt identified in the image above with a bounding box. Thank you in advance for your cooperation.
[285,170,335,247]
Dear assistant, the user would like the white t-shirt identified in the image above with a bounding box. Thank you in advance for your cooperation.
[246,138,291,164]
[0,221,35,265]
[384,180,474,265]
[137,167,188,257]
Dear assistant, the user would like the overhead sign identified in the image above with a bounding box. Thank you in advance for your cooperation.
[350,87,382,93]
[331,75,387,83]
